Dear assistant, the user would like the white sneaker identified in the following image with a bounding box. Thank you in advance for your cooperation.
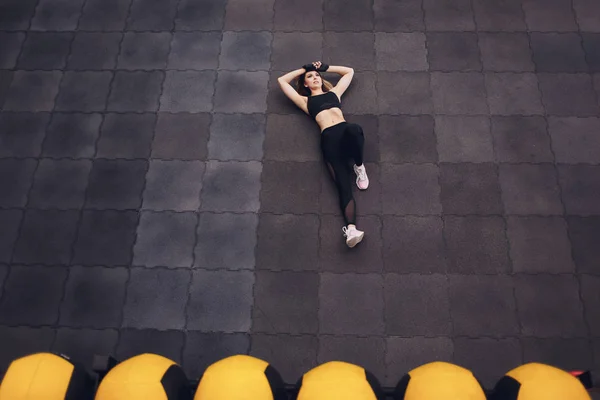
[342,225,364,248]
[354,164,369,190]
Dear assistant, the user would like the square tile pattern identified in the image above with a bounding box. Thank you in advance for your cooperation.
[0,0,598,390]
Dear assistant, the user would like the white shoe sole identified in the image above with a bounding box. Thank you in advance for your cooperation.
[356,179,369,190]
[346,231,364,248]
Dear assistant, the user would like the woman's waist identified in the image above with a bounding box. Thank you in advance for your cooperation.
[316,109,346,132]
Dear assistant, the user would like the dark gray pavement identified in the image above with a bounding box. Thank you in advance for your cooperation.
[1,0,600,390]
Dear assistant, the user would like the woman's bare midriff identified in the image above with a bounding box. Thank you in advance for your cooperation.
[315,108,346,132]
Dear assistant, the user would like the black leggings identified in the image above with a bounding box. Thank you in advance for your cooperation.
[320,122,365,225]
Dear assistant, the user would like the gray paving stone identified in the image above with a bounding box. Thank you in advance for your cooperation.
[126,0,178,30]
[0,210,22,263]
[117,33,171,70]
[472,0,527,31]
[78,0,131,31]
[31,0,84,31]
[0,159,36,208]
[224,0,274,30]
[491,116,553,163]
[116,329,184,364]
[318,336,386,381]
[324,32,375,72]
[423,0,475,31]
[0,33,25,69]
[200,161,262,212]
[531,33,588,73]
[594,74,600,104]
[386,337,453,386]
[375,33,427,72]
[580,274,600,335]
[122,267,190,330]
[449,275,518,336]
[214,71,268,113]
[0,266,6,296]
[374,0,424,32]
[500,164,563,215]
[67,33,121,71]
[253,271,318,334]
[194,212,257,270]
[558,165,600,216]
[55,72,113,112]
[431,73,488,115]
[43,113,102,158]
[28,159,91,209]
[274,0,322,31]
[263,114,319,162]
[385,273,451,336]
[219,32,272,71]
[522,0,578,31]
[107,71,164,112]
[97,114,156,159]
[152,113,210,160]
[568,217,600,273]
[435,116,494,163]
[209,113,266,161]
[168,32,221,70]
[319,215,383,273]
[0,72,12,108]
[3,71,62,112]
[583,34,600,72]
[142,160,204,211]
[453,338,523,389]
[549,117,600,164]
[13,210,79,265]
[271,33,322,71]
[183,332,250,378]
[17,32,72,70]
[85,159,147,210]
[256,214,319,272]
[507,216,574,273]
[0,265,66,326]
[521,337,594,370]
[381,164,441,215]
[0,0,38,30]
[339,72,378,115]
[514,274,587,337]
[574,0,600,32]
[440,163,503,215]
[539,73,599,117]
[0,327,55,376]
[377,72,432,114]
[479,33,534,72]
[485,73,544,115]
[444,216,510,274]
[323,0,373,31]
[250,334,318,383]
[175,0,227,30]
[260,161,320,213]
[52,328,118,369]
[187,270,254,332]
[320,162,381,216]
[266,71,302,115]
[59,266,128,328]
[133,212,197,268]
[72,211,138,266]
[427,33,481,72]
[0,112,49,158]
[320,273,384,335]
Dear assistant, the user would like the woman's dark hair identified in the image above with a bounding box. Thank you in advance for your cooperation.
[295,71,334,96]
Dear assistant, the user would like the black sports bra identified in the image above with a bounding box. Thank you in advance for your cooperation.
[307,91,341,119]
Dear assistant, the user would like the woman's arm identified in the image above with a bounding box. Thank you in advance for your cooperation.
[277,68,309,114]
[326,65,354,98]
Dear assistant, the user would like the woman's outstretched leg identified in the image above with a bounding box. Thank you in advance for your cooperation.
[325,160,364,248]
[344,123,369,190]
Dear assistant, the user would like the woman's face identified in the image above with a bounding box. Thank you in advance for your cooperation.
[304,71,322,90]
